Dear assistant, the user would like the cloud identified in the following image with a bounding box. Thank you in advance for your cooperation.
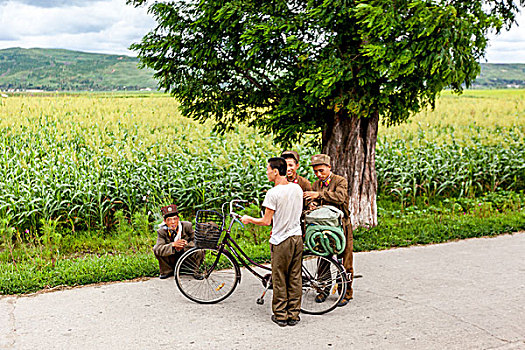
[484,41,525,64]
[485,11,525,63]
[0,0,155,55]
[0,0,97,8]
[0,0,524,62]
[1,1,134,36]
[0,31,18,41]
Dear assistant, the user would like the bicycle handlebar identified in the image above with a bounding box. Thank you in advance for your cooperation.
[223,199,249,229]
[221,199,249,219]
[229,199,248,217]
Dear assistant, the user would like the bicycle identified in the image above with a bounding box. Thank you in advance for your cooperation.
[174,199,350,315]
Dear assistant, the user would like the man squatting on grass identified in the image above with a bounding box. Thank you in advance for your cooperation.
[153,204,195,279]
[241,157,304,327]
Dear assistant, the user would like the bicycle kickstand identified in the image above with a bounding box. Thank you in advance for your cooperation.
[256,283,270,305]
[257,274,272,305]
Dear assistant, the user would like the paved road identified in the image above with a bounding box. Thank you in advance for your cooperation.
[1,233,524,350]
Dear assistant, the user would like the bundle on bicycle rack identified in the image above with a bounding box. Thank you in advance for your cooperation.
[304,205,346,256]
[194,210,224,248]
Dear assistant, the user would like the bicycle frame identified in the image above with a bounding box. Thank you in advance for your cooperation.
[213,200,271,281]
[202,199,352,283]
[177,199,350,312]
[207,199,347,284]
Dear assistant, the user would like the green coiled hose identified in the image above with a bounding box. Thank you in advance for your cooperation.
[304,225,345,256]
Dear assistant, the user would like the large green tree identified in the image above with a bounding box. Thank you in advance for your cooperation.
[128,0,522,228]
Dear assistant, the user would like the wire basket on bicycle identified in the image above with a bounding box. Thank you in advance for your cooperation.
[194,210,224,248]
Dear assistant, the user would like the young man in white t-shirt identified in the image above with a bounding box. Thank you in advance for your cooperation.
[241,157,304,327]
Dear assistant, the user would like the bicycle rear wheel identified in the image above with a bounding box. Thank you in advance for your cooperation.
[175,247,240,304]
[300,252,347,315]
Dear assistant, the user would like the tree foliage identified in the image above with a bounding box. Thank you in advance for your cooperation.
[129,0,521,146]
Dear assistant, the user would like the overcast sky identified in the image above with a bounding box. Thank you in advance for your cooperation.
[0,0,523,63]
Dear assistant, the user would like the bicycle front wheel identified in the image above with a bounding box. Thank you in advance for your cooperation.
[300,252,347,315]
[175,247,240,304]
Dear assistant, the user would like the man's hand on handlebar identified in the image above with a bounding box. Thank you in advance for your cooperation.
[240,215,252,225]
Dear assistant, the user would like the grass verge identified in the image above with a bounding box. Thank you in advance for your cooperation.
[1,252,157,295]
[1,207,523,295]
[354,210,525,251]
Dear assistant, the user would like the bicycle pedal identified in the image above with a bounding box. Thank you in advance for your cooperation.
[331,284,338,295]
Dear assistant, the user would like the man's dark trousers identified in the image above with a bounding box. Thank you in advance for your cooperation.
[155,251,184,275]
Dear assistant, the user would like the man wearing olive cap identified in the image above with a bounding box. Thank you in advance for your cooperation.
[304,154,354,306]
[153,204,196,279]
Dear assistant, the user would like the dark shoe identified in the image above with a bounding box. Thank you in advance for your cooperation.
[271,315,287,327]
[337,297,352,307]
[315,292,328,303]
[159,271,174,279]
[287,316,301,326]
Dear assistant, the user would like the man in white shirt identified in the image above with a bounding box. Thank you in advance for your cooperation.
[241,157,304,327]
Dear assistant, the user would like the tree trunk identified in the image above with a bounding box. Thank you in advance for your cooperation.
[322,111,379,229]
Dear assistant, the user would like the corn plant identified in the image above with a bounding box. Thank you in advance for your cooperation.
[0,92,523,234]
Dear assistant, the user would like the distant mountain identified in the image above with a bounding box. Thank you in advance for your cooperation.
[0,48,158,91]
[0,48,523,91]
[473,63,525,88]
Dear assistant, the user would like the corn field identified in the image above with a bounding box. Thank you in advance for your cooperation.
[377,89,525,204]
[0,91,523,233]
[377,127,525,205]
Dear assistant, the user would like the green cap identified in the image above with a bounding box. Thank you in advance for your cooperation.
[310,154,331,167]
[281,150,300,163]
